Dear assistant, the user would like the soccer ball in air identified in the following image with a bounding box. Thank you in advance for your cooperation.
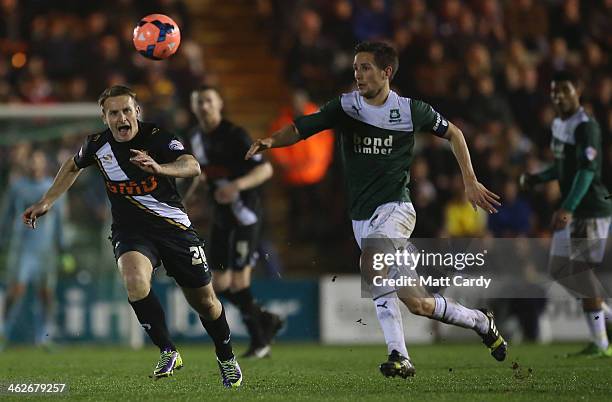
[133,14,181,60]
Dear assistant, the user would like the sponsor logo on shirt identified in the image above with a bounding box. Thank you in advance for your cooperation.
[585,146,597,161]
[105,175,158,195]
[168,139,185,151]
[389,108,401,123]
[353,134,393,155]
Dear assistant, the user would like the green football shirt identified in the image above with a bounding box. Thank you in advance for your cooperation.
[551,107,612,218]
[294,90,449,220]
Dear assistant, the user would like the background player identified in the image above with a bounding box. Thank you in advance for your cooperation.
[186,85,283,358]
[0,150,67,350]
[21,85,243,387]
[521,71,612,357]
[246,41,506,377]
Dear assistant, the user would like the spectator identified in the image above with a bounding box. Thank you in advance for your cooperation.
[444,174,488,237]
[466,75,514,126]
[285,9,335,101]
[352,0,393,42]
[551,0,586,50]
[268,89,334,240]
[488,178,532,237]
[505,0,549,50]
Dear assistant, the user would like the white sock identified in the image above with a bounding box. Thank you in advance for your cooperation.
[584,310,609,350]
[432,294,489,335]
[373,296,409,358]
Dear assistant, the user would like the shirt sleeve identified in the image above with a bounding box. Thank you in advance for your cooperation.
[294,97,343,140]
[410,99,449,137]
[152,131,191,164]
[574,121,601,171]
[561,169,594,212]
[73,135,98,168]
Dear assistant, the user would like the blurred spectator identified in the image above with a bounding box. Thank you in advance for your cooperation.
[507,66,547,138]
[587,0,612,51]
[413,40,457,104]
[444,174,488,237]
[0,0,23,41]
[461,43,493,88]
[505,0,549,50]
[551,0,586,50]
[537,37,571,87]
[436,0,463,39]
[268,89,334,240]
[285,9,335,101]
[466,75,513,126]
[393,0,435,40]
[410,156,442,237]
[476,0,506,50]
[352,0,393,42]
[322,0,356,86]
[488,178,532,237]
[322,0,356,50]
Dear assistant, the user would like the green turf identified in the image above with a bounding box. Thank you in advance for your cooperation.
[1,343,611,401]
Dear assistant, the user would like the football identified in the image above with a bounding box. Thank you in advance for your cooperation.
[133,14,181,60]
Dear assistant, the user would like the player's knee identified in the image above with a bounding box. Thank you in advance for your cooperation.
[122,273,150,300]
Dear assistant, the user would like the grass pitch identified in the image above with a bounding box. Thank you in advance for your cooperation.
[1,343,610,401]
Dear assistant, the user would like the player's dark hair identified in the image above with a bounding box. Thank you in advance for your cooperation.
[354,41,399,81]
[551,70,578,86]
[98,85,137,108]
[191,84,222,98]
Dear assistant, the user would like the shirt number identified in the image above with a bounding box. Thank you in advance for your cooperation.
[189,246,207,265]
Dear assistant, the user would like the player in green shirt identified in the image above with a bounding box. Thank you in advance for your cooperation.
[246,42,506,377]
[521,70,612,357]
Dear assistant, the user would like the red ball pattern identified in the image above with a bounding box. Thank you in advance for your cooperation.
[133,14,181,60]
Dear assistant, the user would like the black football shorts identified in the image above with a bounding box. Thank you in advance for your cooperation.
[110,227,211,288]
[207,221,261,271]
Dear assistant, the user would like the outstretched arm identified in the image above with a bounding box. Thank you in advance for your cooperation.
[23,157,82,228]
[130,151,201,178]
[245,124,301,160]
[247,97,341,160]
[443,122,501,213]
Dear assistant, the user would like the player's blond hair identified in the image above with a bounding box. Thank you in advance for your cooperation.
[98,85,138,109]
